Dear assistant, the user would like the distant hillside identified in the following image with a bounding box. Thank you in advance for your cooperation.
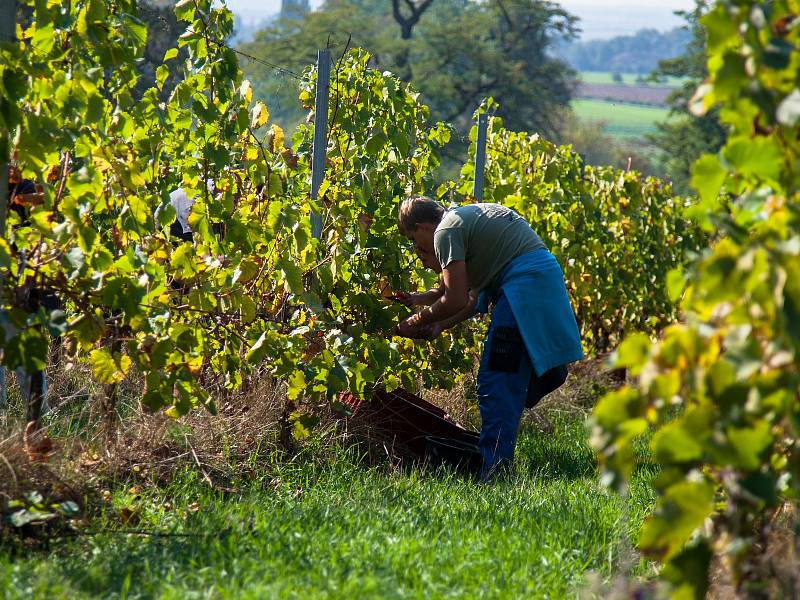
[231,15,273,45]
[560,27,692,74]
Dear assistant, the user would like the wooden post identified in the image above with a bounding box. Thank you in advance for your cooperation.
[310,49,330,240]
[0,0,16,411]
[0,0,15,236]
[473,113,488,201]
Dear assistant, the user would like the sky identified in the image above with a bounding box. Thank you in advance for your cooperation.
[222,0,697,40]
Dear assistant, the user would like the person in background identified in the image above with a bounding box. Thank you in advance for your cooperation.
[1,163,50,419]
[7,162,40,220]
[154,180,223,243]
[395,197,583,480]
[161,187,195,242]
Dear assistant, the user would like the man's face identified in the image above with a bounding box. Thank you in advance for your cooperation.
[406,222,440,273]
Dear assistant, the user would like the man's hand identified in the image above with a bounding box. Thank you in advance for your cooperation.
[395,317,443,340]
[419,322,443,340]
[394,285,445,307]
[395,317,425,339]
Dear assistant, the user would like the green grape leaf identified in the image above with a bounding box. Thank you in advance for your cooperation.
[723,420,773,471]
[659,542,712,600]
[638,480,715,561]
[652,420,704,465]
[90,349,132,384]
[690,154,727,206]
[279,257,304,296]
[4,328,50,371]
[239,295,257,324]
[723,138,782,183]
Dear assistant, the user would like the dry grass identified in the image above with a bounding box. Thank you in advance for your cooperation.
[0,361,295,546]
[707,503,800,599]
[0,355,620,548]
[2,356,614,476]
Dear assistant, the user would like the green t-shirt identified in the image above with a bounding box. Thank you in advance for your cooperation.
[433,203,546,292]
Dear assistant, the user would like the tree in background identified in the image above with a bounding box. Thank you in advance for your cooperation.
[391,0,434,39]
[238,0,577,142]
[137,1,190,100]
[649,0,727,193]
[281,0,310,21]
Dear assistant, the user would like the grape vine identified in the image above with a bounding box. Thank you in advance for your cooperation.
[0,0,699,430]
[592,1,800,596]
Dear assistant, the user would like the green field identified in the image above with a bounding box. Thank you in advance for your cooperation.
[1,417,656,598]
[571,99,670,139]
[579,71,686,88]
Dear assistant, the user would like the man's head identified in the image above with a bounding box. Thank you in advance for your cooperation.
[398,196,445,272]
[398,196,445,236]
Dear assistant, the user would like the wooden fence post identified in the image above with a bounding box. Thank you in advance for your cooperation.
[0,0,16,409]
[473,113,488,201]
[1,0,16,236]
[310,49,331,240]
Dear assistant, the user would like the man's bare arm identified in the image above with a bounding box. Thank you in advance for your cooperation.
[396,280,443,307]
[397,290,477,340]
[432,290,477,331]
[410,260,469,325]
[397,261,469,338]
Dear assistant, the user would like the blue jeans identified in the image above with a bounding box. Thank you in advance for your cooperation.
[477,293,533,479]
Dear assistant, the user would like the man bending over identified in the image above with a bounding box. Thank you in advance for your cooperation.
[395,197,583,479]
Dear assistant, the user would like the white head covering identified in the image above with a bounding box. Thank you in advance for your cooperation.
[155,180,215,234]
[168,188,194,234]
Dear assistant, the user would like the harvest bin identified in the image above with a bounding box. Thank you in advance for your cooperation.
[340,388,481,473]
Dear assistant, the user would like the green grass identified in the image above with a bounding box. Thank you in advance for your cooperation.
[579,71,686,88]
[0,417,656,599]
[571,99,670,139]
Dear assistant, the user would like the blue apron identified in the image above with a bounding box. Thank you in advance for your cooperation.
[476,249,584,375]
[475,249,583,478]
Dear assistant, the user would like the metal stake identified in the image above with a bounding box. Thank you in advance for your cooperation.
[310,49,330,239]
[0,0,16,410]
[473,113,488,201]
[0,0,16,236]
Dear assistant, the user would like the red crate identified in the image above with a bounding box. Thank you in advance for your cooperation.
[340,387,479,458]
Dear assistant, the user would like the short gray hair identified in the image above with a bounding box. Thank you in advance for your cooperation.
[397,196,445,236]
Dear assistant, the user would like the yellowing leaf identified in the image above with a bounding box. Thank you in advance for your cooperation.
[250,101,269,129]
[269,123,285,152]
[287,370,306,401]
[239,79,253,105]
[186,355,203,375]
[245,146,259,161]
[90,349,131,384]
